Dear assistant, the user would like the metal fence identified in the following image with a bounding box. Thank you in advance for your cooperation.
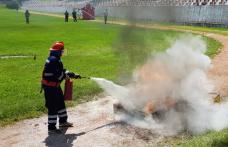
[21,0,228,27]
[95,6,228,27]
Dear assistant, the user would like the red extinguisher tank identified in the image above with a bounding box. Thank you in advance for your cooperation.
[64,79,73,101]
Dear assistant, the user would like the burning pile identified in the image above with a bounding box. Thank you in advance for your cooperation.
[92,35,228,136]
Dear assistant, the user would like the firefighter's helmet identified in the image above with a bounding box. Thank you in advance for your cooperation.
[50,41,64,51]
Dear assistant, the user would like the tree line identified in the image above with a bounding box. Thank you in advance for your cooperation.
[0,0,29,9]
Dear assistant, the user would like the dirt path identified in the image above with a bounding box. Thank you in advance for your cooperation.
[1,12,228,146]
[0,97,187,147]
[205,33,228,97]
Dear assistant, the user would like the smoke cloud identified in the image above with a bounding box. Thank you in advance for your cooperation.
[92,35,228,135]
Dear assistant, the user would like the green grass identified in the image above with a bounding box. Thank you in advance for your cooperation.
[173,130,228,147]
[162,22,228,36]
[0,6,225,146]
[102,17,228,36]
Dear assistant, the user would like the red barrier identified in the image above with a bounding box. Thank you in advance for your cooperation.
[82,3,95,20]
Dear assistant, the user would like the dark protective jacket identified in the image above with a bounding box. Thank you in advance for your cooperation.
[72,11,77,18]
[41,53,68,129]
[65,11,69,18]
[42,55,66,84]
[25,11,30,18]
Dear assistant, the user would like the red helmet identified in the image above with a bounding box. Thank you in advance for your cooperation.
[50,41,64,51]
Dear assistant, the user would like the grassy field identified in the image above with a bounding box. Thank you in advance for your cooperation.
[175,129,228,147]
[0,5,226,146]
[103,17,228,36]
[0,6,186,126]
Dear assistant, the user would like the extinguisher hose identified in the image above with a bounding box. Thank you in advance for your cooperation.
[80,76,90,79]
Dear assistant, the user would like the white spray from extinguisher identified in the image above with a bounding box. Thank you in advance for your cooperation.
[91,35,228,136]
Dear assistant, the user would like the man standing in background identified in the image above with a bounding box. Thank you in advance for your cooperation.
[104,9,108,24]
[72,9,77,22]
[64,10,69,22]
[25,10,30,24]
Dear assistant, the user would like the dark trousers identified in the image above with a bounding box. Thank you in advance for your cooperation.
[104,16,107,24]
[65,17,68,22]
[43,85,68,130]
[73,17,77,22]
[26,17,29,24]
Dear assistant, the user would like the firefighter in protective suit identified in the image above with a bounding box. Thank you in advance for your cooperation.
[41,41,81,134]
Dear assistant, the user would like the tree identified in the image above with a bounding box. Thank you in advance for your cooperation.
[6,0,19,10]
[2,0,29,9]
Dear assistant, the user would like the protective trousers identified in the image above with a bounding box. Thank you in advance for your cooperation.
[26,17,29,24]
[43,85,68,130]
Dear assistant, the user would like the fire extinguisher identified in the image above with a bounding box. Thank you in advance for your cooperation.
[64,79,73,101]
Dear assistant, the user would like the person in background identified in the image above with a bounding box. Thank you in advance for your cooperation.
[72,9,77,22]
[64,10,69,22]
[104,9,108,24]
[25,10,30,24]
[41,41,81,134]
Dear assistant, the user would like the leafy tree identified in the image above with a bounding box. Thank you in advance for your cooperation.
[1,0,28,10]
[6,0,19,10]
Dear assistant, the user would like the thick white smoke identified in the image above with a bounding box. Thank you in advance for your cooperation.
[92,35,228,135]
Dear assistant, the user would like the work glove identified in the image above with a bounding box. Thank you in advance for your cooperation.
[66,71,76,78]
